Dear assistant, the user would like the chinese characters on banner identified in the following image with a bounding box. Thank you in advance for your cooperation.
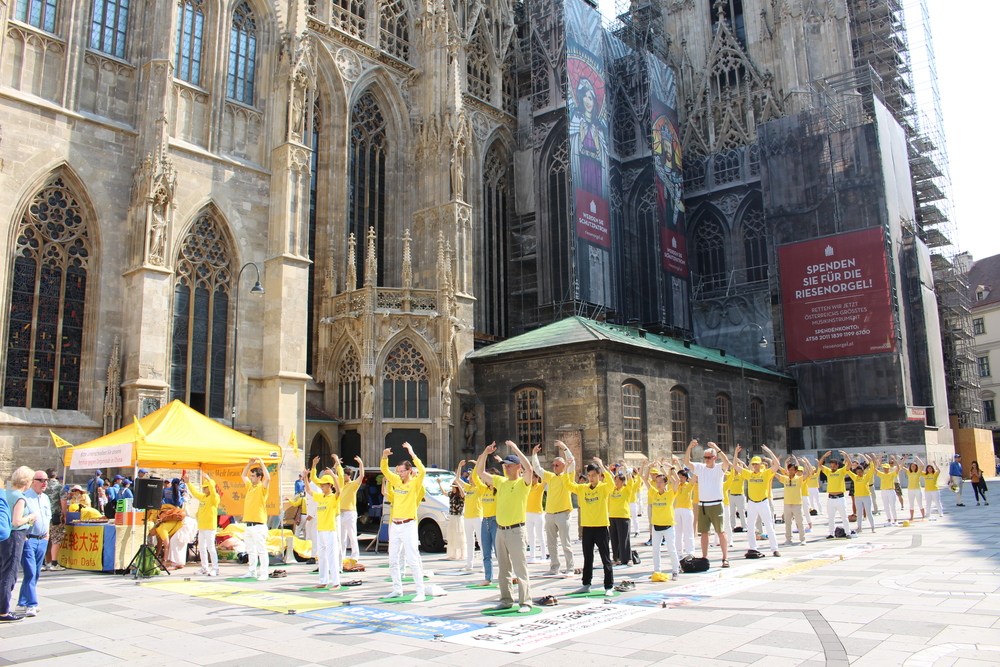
[205,463,282,516]
[58,525,108,571]
[778,227,896,363]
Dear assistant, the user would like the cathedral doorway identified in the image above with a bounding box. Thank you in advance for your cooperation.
[384,429,428,467]
[340,429,361,465]
[309,432,332,469]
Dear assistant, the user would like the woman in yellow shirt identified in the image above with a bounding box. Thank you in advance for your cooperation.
[641,459,681,579]
[673,471,695,557]
[337,456,365,562]
[921,459,944,519]
[607,463,633,565]
[903,459,925,520]
[874,455,900,526]
[526,469,546,564]
[473,469,499,586]
[308,458,343,589]
[183,472,220,576]
[460,463,483,572]
[845,454,876,534]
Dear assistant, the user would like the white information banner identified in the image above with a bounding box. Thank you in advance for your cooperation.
[69,442,134,470]
[445,602,660,653]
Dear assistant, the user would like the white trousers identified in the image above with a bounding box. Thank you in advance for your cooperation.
[305,515,318,546]
[925,490,944,517]
[629,502,639,535]
[340,510,360,560]
[651,526,679,575]
[244,524,268,579]
[674,508,695,555]
[198,528,218,571]
[808,488,823,515]
[746,500,778,552]
[727,494,746,530]
[464,516,481,569]
[389,520,424,595]
[526,512,545,560]
[854,496,875,532]
[880,489,898,523]
[316,529,342,587]
[827,496,849,535]
[907,488,924,512]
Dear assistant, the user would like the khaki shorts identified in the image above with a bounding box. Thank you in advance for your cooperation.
[697,503,724,533]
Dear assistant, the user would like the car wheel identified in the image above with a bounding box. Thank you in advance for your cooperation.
[418,519,445,552]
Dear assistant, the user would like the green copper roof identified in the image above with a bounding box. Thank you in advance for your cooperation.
[469,316,789,378]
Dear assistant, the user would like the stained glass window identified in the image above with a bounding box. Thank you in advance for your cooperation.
[382,340,429,419]
[227,2,257,104]
[175,0,205,85]
[16,0,58,32]
[4,176,91,410]
[515,387,543,448]
[90,0,129,58]
[348,92,387,288]
[170,213,231,417]
[742,204,768,283]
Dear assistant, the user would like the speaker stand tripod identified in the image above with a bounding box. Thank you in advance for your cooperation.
[123,516,171,579]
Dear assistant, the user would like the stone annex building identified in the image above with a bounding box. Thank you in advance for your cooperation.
[0,0,979,484]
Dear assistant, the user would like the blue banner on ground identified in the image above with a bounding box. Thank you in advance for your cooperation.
[301,605,486,639]
[614,593,710,607]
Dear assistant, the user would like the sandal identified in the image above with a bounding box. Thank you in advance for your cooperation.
[573,568,583,575]
[721,559,730,568]
[343,580,364,586]
[537,595,559,606]
[613,580,636,592]
[269,570,287,578]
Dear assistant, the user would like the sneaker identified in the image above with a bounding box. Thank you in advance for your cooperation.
[543,569,559,576]
[671,572,679,580]
[491,603,514,611]
[977,502,981,506]
[517,605,533,613]
[24,606,37,617]
[195,568,208,575]
[0,614,22,623]
[798,541,806,546]
[957,504,965,507]
[42,563,50,572]
[209,570,219,577]
[571,586,591,595]
[826,535,835,539]
[604,589,615,596]
[49,563,64,571]
[257,576,269,582]
[772,551,781,557]
[14,605,28,616]
[781,541,794,546]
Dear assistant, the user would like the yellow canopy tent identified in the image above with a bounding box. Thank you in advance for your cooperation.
[61,399,282,469]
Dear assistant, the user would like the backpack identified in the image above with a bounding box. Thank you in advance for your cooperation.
[744,549,765,559]
[680,556,710,572]
[834,527,848,538]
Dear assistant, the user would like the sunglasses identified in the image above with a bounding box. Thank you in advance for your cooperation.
[33,478,48,482]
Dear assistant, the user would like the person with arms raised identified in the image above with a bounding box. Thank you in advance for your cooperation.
[380,442,427,601]
[568,458,615,595]
[531,440,576,575]
[240,457,271,581]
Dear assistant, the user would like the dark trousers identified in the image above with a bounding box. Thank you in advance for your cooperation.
[0,530,27,615]
[581,525,613,590]
[973,481,988,502]
[609,517,631,563]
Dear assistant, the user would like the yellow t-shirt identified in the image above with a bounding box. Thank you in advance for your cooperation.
[475,475,498,518]
[674,482,694,510]
[628,476,642,503]
[722,472,730,506]
[334,465,361,512]
[569,473,612,527]
[542,470,574,513]
[726,472,746,496]
[906,471,921,490]
[463,480,483,518]
[742,469,775,503]
[491,474,531,527]
[648,486,676,527]
[822,466,848,495]
[188,482,220,531]
[875,471,898,489]
[243,481,267,524]
[848,468,874,497]
[776,473,804,505]
[922,472,939,491]
[380,457,426,521]
[608,482,631,518]
[526,482,545,514]
[312,491,341,532]
[806,471,820,489]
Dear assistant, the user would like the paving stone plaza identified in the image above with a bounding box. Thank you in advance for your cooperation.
[2,500,999,667]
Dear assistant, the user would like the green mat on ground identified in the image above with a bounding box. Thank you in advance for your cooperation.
[383,576,429,582]
[565,589,620,598]
[225,577,259,582]
[480,605,543,617]
[299,585,349,592]
[466,583,498,589]
[379,594,429,603]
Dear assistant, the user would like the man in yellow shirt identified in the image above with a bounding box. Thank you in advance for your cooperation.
[476,440,534,613]
[775,458,810,546]
[182,472,220,576]
[735,448,780,557]
[641,459,680,579]
[568,458,615,595]
[336,456,365,562]
[531,440,576,576]
[819,450,851,538]
[240,457,271,581]
[380,442,427,601]
[607,463,634,565]
[308,457,343,589]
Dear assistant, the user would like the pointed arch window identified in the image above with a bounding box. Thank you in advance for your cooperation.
[338,347,360,420]
[622,382,645,453]
[750,397,764,449]
[307,98,321,375]
[742,204,767,283]
[15,0,58,32]
[170,214,231,417]
[715,393,732,447]
[694,216,726,292]
[382,339,429,419]
[175,0,205,85]
[332,0,366,38]
[711,0,746,50]
[227,2,257,104]
[514,387,543,448]
[546,137,572,302]
[90,0,129,58]
[379,0,410,61]
[467,35,493,101]
[670,387,689,451]
[348,92,388,288]
[4,176,91,410]
[480,142,511,338]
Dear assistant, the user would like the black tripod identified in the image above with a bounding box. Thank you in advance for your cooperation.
[123,515,171,579]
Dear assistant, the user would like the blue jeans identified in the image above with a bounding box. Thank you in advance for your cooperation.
[0,530,26,615]
[19,536,48,607]
[481,516,498,582]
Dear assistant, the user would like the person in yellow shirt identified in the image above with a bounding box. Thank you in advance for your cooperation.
[307,457,343,589]
[920,459,944,519]
[735,447,780,557]
[776,458,810,546]
[607,463,634,566]
[819,450,851,538]
[566,458,615,595]
[472,466,499,586]
[725,456,747,535]
[476,441,534,613]
[673,471,695,557]
[336,456,365,562]
[460,463,483,572]
[641,459,680,579]
[805,464,823,519]
[628,467,642,537]
[240,457,271,581]
[901,459,926,521]
[845,453,876,534]
[874,455,900,526]
[380,442,427,601]
[525,452,546,564]
[182,472,220,576]
[531,440,576,576]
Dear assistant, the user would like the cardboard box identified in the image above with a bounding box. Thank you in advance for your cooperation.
[114,511,143,526]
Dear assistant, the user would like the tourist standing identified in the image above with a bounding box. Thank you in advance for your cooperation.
[970,461,989,506]
[1,467,38,622]
[685,439,732,566]
[15,471,51,618]
[949,454,965,507]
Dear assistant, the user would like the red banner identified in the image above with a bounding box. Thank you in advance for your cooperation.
[779,228,896,363]
[661,228,688,276]
[574,188,610,248]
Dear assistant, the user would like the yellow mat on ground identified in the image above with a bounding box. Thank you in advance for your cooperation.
[142,579,345,613]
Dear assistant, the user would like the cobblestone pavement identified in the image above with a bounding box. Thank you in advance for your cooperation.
[3,499,999,667]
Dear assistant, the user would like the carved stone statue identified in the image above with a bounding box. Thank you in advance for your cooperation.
[147,194,168,266]
[462,405,478,449]
[290,72,308,143]
[361,376,375,420]
[441,376,452,417]
[450,150,464,200]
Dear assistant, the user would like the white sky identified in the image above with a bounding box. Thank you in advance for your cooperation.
[591,0,998,262]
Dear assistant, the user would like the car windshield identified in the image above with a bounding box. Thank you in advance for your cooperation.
[423,471,456,496]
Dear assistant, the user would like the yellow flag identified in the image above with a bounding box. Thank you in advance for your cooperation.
[133,415,148,450]
[288,430,299,458]
[50,430,73,448]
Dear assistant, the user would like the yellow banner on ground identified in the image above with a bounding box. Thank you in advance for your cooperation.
[205,463,281,516]
[58,525,106,571]
[142,580,345,613]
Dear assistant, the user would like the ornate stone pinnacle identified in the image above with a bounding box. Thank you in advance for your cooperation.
[402,229,413,289]
[346,232,357,289]
[365,226,377,286]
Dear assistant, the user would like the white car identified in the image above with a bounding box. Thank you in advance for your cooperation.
[414,468,457,552]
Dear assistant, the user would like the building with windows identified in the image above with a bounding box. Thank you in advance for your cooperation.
[969,253,1000,448]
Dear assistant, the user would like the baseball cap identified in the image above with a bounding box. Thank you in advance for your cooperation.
[882,463,890,469]
[502,455,520,465]
[138,469,148,473]
[317,475,337,485]
[750,456,762,464]
[114,475,123,480]
[95,470,103,475]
